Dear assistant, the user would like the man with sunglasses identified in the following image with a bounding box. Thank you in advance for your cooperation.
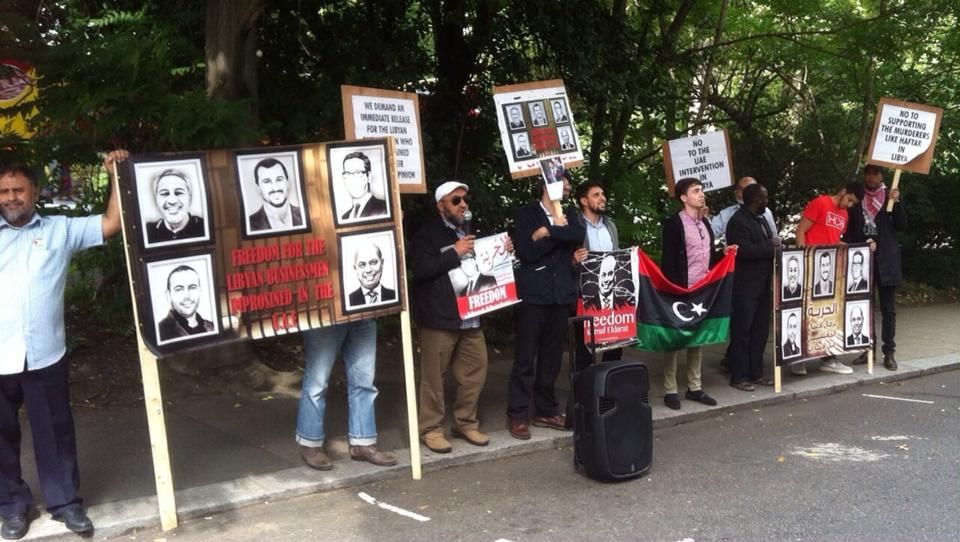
[408,182,510,453]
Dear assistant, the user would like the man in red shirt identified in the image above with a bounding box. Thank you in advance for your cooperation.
[792,182,864,376]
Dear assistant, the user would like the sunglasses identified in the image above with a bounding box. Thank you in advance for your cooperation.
[450,195,469,206]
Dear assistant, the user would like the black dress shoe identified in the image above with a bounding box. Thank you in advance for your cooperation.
[1,514,29,540]
[685,389,718,406]
[52,507,93,534]
[664,393,681,410]
[884,353,898,371]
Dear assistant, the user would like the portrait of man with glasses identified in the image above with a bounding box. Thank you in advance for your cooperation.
[328,144,392,227]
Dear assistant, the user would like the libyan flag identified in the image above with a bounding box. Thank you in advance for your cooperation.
[633,248,736,352]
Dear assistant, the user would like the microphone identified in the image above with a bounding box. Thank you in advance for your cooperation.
[463,210,473,236]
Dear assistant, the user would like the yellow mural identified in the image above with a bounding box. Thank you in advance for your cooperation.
[0,60,38,138]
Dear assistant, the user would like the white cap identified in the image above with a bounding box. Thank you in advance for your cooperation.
[434,181,469,202]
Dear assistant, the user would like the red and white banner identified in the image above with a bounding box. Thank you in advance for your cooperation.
[448,233,519,319]
[577,249,639,345]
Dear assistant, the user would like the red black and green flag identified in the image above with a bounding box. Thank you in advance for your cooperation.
[634,249,736,352]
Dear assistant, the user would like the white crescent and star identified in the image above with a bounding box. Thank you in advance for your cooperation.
[673,301,707,321]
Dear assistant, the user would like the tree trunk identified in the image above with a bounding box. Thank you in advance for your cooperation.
[205,0,265,125]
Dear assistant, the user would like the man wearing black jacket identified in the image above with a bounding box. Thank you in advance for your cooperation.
[507,177,584,439]
[844,165,906,370]
[726,184,779,391]
[408,181,504,453]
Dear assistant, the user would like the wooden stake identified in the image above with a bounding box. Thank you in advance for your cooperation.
[399,310,422,479]
[885,169,902,212]
[114,162,178,530]
[867,347,874,375]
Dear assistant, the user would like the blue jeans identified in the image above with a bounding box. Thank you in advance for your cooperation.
[296,320,378,447]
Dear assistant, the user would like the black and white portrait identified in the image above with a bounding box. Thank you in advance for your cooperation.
[133,156,211,249]
[811,248,837,299]
[781,251,804,302]
[338,229,400,313]
[447,233,513,297]
[328,142,392,227]
[147,254,219,346]
[780,307,802,360]
[236,149,309,237]
[528,101,549,127]
[846,247,871,294]
[557,126,576,152]
[512,132,533,160]
[551,99,570,124]
[581,251,636,311]
[506,105,525,131]
[844,300,872,348]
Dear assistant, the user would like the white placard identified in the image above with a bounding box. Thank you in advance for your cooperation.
[665,130,733,193]
[348,93,424,187]
[870,103,938,166]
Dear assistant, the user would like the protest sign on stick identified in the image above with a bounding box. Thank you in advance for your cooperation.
[342,85,427,194]
[662,129,734,196]
[865,97,944,211]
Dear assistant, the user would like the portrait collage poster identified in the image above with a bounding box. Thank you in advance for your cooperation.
[446,233,519,320]
[493,79,584,179]
[577,249,639,346]
[773,244,872,366]
[119,138,405,356]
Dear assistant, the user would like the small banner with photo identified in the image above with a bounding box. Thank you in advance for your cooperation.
[774,244,873,366]
[118,138,406,357]
[577,249,639,346]
[448,233,519,320]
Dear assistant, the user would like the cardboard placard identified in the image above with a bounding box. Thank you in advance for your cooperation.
[662,129,735,196]
[865,97,943,174]
[492,79,584,179]
[342,85,427,194]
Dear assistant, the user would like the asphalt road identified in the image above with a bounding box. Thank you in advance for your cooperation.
[107,371,960,542]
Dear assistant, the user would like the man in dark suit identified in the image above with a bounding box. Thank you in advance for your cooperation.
[157,265,215,341]
[844,165,905,370]
[813,251,833,296]
[846,250,868,293]
[507,176,584,439]
[551,100,569,123]
[782,256,802,299]
[508,106,525,130]
[514,133,533,159]
[340,151,387,221]
[783,312,801,357]
[559,129,576,151]
[347,244,396,306]
[726,184,780,391]
[457,252,498,295]
[846,306,870,346]
[248,157,304,232]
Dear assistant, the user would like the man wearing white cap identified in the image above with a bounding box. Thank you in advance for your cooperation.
[408,181,510,453]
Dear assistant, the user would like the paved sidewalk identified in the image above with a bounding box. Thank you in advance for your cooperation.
[16,303,960,540]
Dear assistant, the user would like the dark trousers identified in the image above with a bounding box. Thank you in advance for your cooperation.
[876,283,897,355]
[728,284,772,384]
[0,358,81,517]
[507,303,568,420]
[564,318,622,427]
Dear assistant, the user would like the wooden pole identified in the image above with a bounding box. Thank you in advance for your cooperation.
[885,169,902,212]
[773,255,782,394]
[113,162,179,530]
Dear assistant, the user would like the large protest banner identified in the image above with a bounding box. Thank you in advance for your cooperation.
[662,129,734,196]
[865,97,943,174]
[119,138,406,356]
[773,244,872,369]
[577,249,639,346]
[492,79,584,179]
[341,85,427,194]
[447,233,519,319]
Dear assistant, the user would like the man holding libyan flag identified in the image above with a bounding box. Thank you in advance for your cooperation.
[652,177,737,410]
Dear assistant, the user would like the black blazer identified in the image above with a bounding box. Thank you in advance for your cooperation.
[407,216,468,330]
[843,196,906,287]
[348,286,396,306]
[514,202,585,305]
[342,196,388,220]
[249,204,303,231]
[725,207,776,292]
[660,211,721,288]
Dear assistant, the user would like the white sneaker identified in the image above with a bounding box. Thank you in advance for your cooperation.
[819,358,853,374]
[790,362,807,376]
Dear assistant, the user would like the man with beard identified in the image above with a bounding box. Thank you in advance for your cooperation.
[408,181,512,452]
[157,265,214,341]
[347,244,396,306]
[508,106,525,130]
[844,164,905,371]
[783,312,801,357]
[146,169,205,243]
[847,250,868,293]
[530,102,549,127]
[339,151,387,221]
[846,306,870,346]
[248,157,304,231]
[782,256,802,300]
[813,251,834,296]
[0,151,127,539]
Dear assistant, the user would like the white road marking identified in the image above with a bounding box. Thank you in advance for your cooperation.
[862,393,934,404]
[790,443,889,462]
[870,435,927,441]
[357,492,431,522]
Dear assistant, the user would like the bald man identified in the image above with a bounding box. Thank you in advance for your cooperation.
[348,243,396,306]
[710,176,778,240]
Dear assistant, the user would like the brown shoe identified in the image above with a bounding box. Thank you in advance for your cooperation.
[422,431,452,453]
[730,381,756,392]
[452,428,490,446]
[532,414,571,431]
[300,445,333,471]
[349,445,398,467]
[508,417,531,440]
